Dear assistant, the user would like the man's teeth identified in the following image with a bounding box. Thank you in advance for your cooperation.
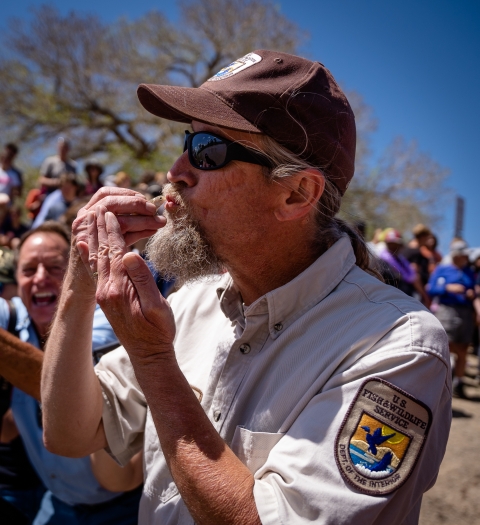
[33,292,56,305]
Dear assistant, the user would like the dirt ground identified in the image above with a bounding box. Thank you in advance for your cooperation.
[420,354,480,525]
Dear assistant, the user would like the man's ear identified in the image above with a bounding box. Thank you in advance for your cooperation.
[274,169,325,222]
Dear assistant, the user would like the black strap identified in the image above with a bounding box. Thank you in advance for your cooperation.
[0,497,29,525]
[92,339,121,365]
[6,300,19,338]
[0,301,19,425]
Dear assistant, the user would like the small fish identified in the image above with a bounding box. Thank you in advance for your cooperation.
[148,195,166,209]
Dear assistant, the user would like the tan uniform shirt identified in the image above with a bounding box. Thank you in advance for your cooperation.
[95,236,451,524]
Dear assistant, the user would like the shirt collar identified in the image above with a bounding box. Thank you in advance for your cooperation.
[216,235,356,339]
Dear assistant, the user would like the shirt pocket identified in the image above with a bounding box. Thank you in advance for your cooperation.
[231,426,284,475]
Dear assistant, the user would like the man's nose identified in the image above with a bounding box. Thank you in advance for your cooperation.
[33,264,48,282]
[168,152,197,187]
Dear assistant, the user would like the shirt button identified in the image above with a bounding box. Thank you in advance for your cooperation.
[239,343,251,354]
[213,410,221,422]
[274,322,283,331]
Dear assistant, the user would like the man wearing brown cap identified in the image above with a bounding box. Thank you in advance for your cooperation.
[42,50,451,524]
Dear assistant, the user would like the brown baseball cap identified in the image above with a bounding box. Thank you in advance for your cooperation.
[137,50,356,194]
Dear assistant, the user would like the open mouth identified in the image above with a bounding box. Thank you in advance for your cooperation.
[32,292,57,307]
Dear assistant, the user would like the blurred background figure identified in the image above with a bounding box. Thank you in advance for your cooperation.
[0,194,12,245]
[113,171,131,189]
[32,172,84,228]
[24,186,44,222]
[38,138,77,196]
[0,247,18,300]
[428,241,480,399]
[0,201,29,250]
[367,228,385,256]
[378,229,417,297]
[135,170,156,192]
[401,224,432,288]
[420,233,442,275]
[58,197,91,231]
[83,158,104,196]
[0,143,22,198]
[400,224,432,306]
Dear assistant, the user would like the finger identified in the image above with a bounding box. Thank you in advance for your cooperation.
[87,211,99,274]
[115,215,166,234]
[76,241,90,266]
[122,252,166,317]
[124,231,161,247]
[96,206,111,285]
[105,211,129,273]
[84,194,157,217]
[83,187,144,210]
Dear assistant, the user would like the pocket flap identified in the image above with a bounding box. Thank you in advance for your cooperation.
[231,426,284,474]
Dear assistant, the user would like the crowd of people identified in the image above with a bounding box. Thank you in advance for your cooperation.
[366,224,480,399]
[0,139,172,524]
[0,48,468,524]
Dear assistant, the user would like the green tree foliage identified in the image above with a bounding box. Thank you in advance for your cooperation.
[0,3,449,234]
[341,92,451,236]
[0,1,302,173]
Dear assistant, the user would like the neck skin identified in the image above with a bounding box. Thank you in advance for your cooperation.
[218,217,321,306]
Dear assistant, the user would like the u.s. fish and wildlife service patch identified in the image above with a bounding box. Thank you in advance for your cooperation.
[335,378,432,496]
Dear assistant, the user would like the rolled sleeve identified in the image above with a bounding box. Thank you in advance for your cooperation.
[95,346,147,466]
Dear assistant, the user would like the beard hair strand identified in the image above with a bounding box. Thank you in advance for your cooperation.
[145,188,224,287]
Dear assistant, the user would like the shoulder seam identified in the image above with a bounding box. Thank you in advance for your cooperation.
[342,275,415,317]
[343,275,449,364]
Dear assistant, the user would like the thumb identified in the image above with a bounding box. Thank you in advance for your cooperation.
[122,252,162,313]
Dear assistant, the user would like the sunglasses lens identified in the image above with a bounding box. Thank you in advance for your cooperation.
[190,133,227,169]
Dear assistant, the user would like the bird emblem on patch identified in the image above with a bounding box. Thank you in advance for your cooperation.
[335,378,432,495]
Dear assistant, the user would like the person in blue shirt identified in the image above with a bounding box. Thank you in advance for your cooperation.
[428,241,480,398]
[0,222,142,524]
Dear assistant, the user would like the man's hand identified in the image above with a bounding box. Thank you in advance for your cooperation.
[42,188,166,457]
[73,187,165,278]
[91,208,175,359]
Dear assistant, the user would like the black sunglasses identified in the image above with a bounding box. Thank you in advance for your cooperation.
[183,130,272,171]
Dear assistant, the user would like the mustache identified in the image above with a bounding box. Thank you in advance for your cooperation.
[162,182,187,208]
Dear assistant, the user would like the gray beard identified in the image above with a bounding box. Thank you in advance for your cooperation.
[145,186,224,286]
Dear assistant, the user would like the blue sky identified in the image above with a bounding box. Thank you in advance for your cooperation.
[2,0,479,251]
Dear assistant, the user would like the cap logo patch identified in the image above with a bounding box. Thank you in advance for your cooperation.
[208,52,262,82]
[335,378,431,496]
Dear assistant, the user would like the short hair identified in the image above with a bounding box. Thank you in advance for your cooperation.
[114,171,130,186]
[412,223,431,239]
[5,143,19,156]
[59,196,90,229]
[17,222,71,255]
[59,172,78,185]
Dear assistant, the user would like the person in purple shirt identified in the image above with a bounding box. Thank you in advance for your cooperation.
[378,229,431,306]
[378,229,417,296]
[428,241,480,398]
